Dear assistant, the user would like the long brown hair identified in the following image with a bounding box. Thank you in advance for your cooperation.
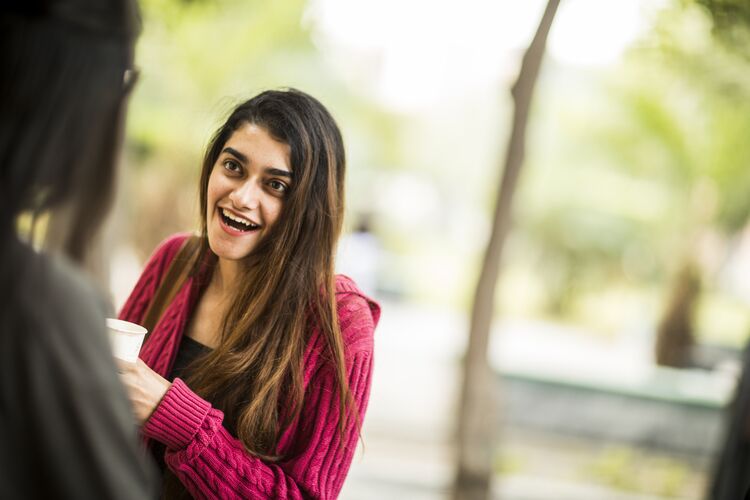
[186,89,351,460]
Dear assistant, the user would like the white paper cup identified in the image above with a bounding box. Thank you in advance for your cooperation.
[106,318,147,363]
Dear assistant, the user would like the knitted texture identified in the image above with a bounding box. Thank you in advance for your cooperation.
[119,234,380,499]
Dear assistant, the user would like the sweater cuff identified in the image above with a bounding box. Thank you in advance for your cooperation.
[142,378,211,450]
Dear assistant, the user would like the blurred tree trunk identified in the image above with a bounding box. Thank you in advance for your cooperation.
[453,1,560,499]
[655,262,701,367]
[655,183,713,368]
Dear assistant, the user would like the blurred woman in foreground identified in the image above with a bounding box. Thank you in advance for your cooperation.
[118,88,380,498]
[0,0,156,498]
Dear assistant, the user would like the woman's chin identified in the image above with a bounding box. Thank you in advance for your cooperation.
[208,232,256,262]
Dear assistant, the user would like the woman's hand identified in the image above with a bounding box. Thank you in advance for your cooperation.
[117,358,171,424]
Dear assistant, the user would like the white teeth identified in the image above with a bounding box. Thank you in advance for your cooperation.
[222,208,258,229]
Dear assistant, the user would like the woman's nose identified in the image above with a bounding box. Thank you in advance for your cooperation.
[229,180,261,210]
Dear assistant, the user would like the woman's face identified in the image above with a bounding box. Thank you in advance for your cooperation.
[206,122,292,262]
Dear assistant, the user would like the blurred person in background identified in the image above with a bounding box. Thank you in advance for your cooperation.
[117,88,381,499]
[0,0,157,498]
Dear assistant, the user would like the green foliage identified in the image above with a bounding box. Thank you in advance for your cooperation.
[694,0,750,56]
[583,446,695,497]
[130,0,314,158]
[620,5,750,237]
[504,1,750,335]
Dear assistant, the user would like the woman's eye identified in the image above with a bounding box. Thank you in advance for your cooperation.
[268,180,288,194]
[223,159,241,173]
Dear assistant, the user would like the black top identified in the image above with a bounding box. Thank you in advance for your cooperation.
[152,334,212,473]
[169,335,212,383]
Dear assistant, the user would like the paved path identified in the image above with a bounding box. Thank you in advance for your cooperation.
[340,299,711,499]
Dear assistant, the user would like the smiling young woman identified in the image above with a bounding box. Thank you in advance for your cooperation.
[117,89,380,499]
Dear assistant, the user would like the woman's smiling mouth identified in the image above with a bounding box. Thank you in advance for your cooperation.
[219,207,260,233]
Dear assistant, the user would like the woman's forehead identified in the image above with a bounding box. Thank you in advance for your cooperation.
[222,123,292,172]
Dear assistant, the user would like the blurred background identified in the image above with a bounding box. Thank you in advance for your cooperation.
[105,0,750,498]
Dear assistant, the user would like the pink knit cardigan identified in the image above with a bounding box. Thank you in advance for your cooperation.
[118,234,380,499]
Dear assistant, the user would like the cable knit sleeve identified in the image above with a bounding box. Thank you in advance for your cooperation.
[141,290,378,499]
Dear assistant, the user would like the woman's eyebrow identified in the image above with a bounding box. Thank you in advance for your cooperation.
[222,147,247,163]
[265,167,293,179]
[223,147,292,178]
